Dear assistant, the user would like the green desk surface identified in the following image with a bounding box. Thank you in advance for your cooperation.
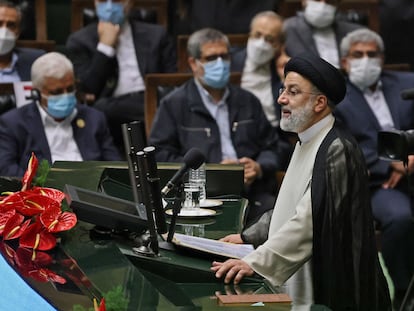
[0,161,323,310]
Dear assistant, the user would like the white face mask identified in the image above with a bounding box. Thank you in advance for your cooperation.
[348,57,382,90]
[304,0,336,29]
[0,27,16,55]
[246,37,276,66]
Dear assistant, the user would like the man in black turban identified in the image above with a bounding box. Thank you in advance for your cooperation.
[212,53,391,310]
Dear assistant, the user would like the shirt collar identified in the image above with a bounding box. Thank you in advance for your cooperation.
[0,52,18,73]
[36,101,77,125]
[363,79,383,95]
[298,114,334,144]
[194,78,230,106]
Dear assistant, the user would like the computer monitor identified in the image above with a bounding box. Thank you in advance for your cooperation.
[64,184,148,233]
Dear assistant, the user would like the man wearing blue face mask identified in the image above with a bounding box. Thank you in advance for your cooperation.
[149,28,281,224]
[66,0,176,153]
[0,52,121,177]
[283,0,364,68]
[0,1,45,83]
[335,28,414,310]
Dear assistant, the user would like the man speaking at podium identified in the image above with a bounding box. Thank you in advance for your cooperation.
[211,53,391,310]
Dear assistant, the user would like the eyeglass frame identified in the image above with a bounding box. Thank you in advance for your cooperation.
[198,53,231,63]
[278,86,322,98]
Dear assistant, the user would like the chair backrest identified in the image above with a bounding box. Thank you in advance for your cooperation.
[16,40,56,52]
[278,0,379,32]
[34,0,47,40]
[177,34,249,72]
[144,72,242,137]
[70,0,168,33]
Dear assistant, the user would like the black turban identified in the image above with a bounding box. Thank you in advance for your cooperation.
[284,52,346,104]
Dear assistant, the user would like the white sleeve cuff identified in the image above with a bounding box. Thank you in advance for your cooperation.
[97,42,116,58]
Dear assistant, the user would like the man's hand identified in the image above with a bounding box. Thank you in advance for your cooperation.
[238,157,262,185]
[219,234,243,244]
[98,21,121,47]
[383,156,414,189]
[211,259,254,284]
[382,170,403,189]
[221,157,262,185]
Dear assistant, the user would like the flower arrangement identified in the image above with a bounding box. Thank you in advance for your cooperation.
[0,153,77,252]
[0,153,111,311]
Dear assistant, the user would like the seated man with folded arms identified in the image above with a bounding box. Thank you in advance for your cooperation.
[66,0,177,152]
[0,52,121,177]
[149,28,281,224]
[211,53,391,310]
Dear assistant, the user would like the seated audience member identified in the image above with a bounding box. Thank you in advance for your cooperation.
[65,0,177,152]
[173,0,279,35]
[232,11,294,169]
[211,52,391,310]
[335,28,414,310]
[0,52,121,177]
[283,0,364,68]
[149,28,281,224]
[232,11,285,127]
[0,0,44,82]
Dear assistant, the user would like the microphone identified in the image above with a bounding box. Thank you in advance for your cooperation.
[143,146,167,234]
[401,88,414,100]
[161,148,205,196]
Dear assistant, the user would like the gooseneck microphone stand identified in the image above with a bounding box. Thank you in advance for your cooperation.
[166,182,184,243]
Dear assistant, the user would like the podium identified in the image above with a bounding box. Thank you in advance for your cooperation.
[23,160,300,310]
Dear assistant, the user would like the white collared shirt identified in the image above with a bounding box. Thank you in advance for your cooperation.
[97,22,145,96]
[312,27,340,68]
[37,102,83,163]
[363,81,394,130]
[0,52,21,82]
[194,78,238,161]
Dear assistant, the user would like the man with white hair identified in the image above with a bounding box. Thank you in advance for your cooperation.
[336,28,414,309]
[0,52,121,177]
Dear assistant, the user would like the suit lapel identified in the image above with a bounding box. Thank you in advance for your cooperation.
[381,73,402,128]
[26,103,52,162]
[130,20,147,75]
[347,83,382,131]
[295,17,319,55]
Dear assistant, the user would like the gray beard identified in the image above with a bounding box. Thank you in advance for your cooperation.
[280,100,314,133]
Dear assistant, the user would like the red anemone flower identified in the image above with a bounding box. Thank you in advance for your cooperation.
[21,152,38,191]
[19,221,57,251]
[40,205,77,233]
[3,213,31,240]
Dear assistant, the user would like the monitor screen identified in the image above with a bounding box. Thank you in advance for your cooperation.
[64,184,147,233]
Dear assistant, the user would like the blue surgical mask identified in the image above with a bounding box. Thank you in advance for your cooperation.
[45,92,77,119]
[200,58,230,89]
[96,1,125,25]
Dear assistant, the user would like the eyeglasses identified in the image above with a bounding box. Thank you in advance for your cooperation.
[278,87,321,98]
[348,51,382,59]
[199,53,230,62]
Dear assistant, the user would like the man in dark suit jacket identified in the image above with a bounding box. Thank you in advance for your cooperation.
[149,28,281,224]
[231,11,293,170]
[335,28,414,310]
[0,52,121,177]
[283,0,363,68]
[0,1,45,82]
[66,0,177,151]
